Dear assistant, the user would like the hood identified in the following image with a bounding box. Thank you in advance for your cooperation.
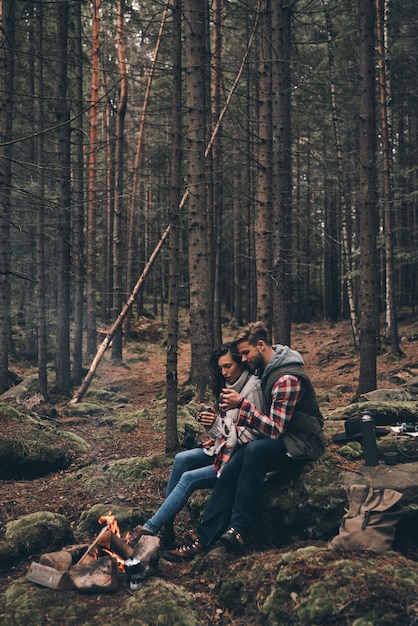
[261,344,304,382]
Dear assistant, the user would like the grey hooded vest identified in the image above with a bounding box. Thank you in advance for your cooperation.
[262,363,325,460]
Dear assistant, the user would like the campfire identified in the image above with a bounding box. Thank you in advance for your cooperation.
[26,512,161,593]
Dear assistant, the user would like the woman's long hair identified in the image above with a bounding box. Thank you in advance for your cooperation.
[208,342,243,409]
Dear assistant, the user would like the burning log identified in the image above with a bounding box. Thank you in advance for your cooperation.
[77,527,133,566]
[69,555,119,593]
[26,513,158,594]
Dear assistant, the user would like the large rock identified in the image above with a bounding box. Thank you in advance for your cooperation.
[0,402,89,479]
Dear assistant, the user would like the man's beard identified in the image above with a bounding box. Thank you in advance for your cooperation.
[249,352,263,373]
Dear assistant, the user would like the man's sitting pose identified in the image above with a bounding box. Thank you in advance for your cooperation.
[163,321,325,561]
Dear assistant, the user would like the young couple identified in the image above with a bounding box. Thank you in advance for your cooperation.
[130,321,324,561]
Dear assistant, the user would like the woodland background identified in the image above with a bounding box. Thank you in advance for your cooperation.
[0,0,417,449]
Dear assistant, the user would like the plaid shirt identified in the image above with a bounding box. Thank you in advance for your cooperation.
[237,375,303,438]
[211,422,257,475]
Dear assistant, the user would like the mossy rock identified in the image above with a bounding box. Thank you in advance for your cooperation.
[67,401,106,416]
[263,546,418,625]
[77,503,146,536]
[103,453,174,484]
[0,404,89,479]
[118,579,199,625]
[0,578,94,626]
[84,388,130,404]
[330,401,418,426]
[5,511,74,557]
[0,576,199,626]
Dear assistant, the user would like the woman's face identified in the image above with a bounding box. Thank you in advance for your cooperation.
[217,352,243,385]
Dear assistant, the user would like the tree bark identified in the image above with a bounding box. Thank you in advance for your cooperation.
[54,0,72,391]
[375,0,400,354]
[34,0,47,394]
[255,0,273,327]
[271,0,292,344]
[72,0,85,385]
[125,3,169,331]
[211,0,223,347]
[358,0,378,395]
[184,0,213,400]
[111,0,128,362]
[322,0,360,347]
[165,0,182,452]
[0,0,15,392]
[86,0,100,357]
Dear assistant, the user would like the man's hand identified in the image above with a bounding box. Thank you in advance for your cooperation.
[220,388,243,411]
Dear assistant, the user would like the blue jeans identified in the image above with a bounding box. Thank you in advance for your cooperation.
[144,447,216,534]
[197,438,292,547]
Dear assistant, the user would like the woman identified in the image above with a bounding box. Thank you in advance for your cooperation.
[128,342,264,548]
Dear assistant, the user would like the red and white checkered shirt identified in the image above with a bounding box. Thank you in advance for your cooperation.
[237,375,303,438]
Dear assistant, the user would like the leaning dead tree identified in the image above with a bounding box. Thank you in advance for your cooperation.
[69,221,174,404]
[69,5,260,405]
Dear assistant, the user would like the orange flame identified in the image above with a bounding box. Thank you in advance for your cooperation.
[96,511,126,571]
[98,511,121,537]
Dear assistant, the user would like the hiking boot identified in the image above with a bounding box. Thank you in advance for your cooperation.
[161,537,206,562]
[220,528,244,554]
[127,524,153,547]
[159,523,176,549]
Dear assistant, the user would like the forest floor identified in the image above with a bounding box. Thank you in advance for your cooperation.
[1,311,418,621]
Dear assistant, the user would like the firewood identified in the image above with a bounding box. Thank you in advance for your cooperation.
[40,550,72,573]
[130,535,161,579]
[26,562,74,591]
[69,555,119,593]
[104,531,133,560]
[77,527,110,565]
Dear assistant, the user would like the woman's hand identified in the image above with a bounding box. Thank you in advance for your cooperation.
[219,388,243,411]
[197,405,217,427]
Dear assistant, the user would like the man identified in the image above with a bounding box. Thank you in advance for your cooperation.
[163,321,324,562]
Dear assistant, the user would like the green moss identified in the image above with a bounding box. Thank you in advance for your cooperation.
[77,503,145,536]
[60,430,90,451]
[118,579,199,625]
[330,401,418,424]
[104,453,174,484]
[85,388,130,404]
[5,511,74,555]
[264,547,418,626]
[67,402,106,416]
[0,412,87,478]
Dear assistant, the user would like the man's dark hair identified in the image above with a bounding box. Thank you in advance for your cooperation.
[234,321,271,347]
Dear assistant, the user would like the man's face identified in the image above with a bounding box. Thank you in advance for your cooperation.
[236,340,265,372]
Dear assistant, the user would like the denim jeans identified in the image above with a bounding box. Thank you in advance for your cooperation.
[197,438,291,547]
[144,447,216,534]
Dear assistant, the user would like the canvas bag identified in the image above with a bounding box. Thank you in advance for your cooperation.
[329,484,403,553]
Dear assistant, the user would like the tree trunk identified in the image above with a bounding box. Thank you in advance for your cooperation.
[111,0,128,362]
[322,0,360,348]
[165,0,182,452]
[34,0,47,394]
[54,0,72,391]
[0,0,14,392]
[86,0,100,357]
[357,0,378,395]
[125,3,169,330]
[271,0,292,344]
[211,0,223,347]
[255,0,273,327]
[72,0,85,385]
[184,0,213,400]
[375,0,400,354]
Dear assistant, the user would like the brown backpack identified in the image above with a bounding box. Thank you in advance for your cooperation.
[329,484,403,553]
